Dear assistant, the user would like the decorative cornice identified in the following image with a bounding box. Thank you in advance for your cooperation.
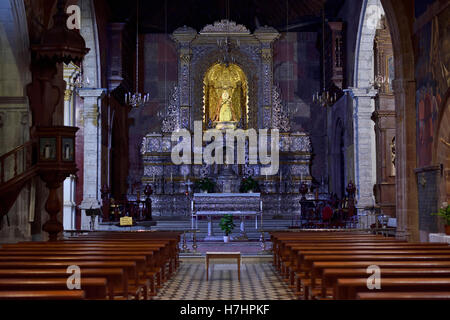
[347,87,378,99]
[199,20,250,35]
[78,88,106,99]
[0,96,28,104]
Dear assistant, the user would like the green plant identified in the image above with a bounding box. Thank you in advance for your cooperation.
[239,176,259,193]
[219,214,235,236]
[195,178,214,193]
[432,203,450,225]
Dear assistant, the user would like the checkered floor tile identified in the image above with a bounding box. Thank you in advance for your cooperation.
[154,259,296,300]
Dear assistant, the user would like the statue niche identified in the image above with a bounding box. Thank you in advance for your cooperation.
[203,63,248,130]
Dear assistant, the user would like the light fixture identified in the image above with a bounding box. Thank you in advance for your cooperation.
[217,0,239,67]
[217,37,239,67]
[312,8,336,107]
[72,70,90,89]
[125,0,149,108]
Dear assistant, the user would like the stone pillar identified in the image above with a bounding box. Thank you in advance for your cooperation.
[392,79,419,241]
[62,64,79,231]
[349,87,378,212]
[172,26,197,129]
[254,26,280,128]
[78,88,105,230]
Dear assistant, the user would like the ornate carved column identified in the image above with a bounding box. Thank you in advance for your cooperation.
[348,87,378,212]
[62,63,79,231]
[78,88,105,230]
[392,78,418,241]
[172,26,197,130]
[254,26,280,129]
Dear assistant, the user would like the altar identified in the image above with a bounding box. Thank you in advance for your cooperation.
[191,193,262,240]
[138,20,315,221]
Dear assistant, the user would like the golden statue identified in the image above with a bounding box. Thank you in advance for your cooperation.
[213,90,235,122]
[203,63,248,129]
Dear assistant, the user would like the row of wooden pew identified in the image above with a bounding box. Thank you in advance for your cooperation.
[270,231,450,300]
[0,231,181,300]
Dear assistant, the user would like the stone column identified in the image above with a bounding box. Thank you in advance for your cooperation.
[349,87,378,213]
[172,26,197,130]
[254,26,280,128]
[78,88,105,230]
[392,79,419,241]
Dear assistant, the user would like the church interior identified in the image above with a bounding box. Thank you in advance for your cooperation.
[0,0,449,301]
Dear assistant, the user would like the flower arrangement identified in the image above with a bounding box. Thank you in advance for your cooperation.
[195,177,215,193]
[239,176,259,193]
[432,202,450,235]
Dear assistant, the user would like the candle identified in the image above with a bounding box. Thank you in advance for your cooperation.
[170,173,173,182]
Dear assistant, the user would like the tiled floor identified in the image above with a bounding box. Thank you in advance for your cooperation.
[154,258,296,300]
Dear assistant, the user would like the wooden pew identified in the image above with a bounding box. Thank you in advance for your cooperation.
[356,292,450,300]
[3,242,172,283]
[0,290,86,300]
[0,278,107,299]
[0,268,123,299]
[0,231,181,300]
[0,249,157,296]
[2,243,168,288]
[334,278,450,299]
[289,249,450,291]
[320,268,450,299]
[0,261,138,299]
[270,231,450,301]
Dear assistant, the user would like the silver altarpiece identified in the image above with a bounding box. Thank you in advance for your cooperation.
[140,21,313,217]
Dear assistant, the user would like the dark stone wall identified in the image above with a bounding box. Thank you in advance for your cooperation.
[416,168,440,238]
[273,32,326,183]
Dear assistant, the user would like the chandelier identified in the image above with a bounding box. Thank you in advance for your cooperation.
[72,70,90,89]
[217,36,240,67]
[312,8,336,107]
[216,0,239,67]
[125,0,149,108]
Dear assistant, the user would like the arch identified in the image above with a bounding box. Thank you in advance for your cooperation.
[379,0,417,240]
[203,63,249,128]
[0,0,32,241]
[191,49,260,129]
[353,0,417,240]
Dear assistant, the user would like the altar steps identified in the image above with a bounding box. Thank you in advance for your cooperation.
[152,217,293,240]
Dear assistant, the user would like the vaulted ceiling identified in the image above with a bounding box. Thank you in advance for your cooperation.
[107,0,345,33]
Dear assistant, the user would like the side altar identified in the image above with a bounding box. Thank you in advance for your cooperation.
[138,20,315,218]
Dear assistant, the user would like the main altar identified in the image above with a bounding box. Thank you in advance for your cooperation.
[139,20,314,218]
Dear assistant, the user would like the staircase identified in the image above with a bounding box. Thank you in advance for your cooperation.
[0,141,37,219]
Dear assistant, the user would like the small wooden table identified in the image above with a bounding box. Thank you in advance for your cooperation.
[205,252,241,281]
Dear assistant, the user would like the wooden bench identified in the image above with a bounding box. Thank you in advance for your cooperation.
[0,268,123,299]
[0,278,107,299]
[270,231,450,300]
[0,260,139,299]
[356,291,450,300]
[0,231,181,300]
[320,268,450,299]
[334,278,450,299]
[0,290,86,300]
